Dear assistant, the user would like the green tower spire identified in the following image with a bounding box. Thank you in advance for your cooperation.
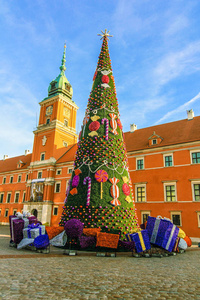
[47,43,73,99]
[60,43,67,74]
[60,30,139,238]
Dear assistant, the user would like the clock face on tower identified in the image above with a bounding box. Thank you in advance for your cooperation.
[63,107,71,118]
[46,105,53,116]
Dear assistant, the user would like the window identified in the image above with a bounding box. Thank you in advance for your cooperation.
[38,171,42,179]
[136,157,144,170]
[164,183,176,202]
[53,206,58,216]
[14,192,20,203]
[191,151,200,164]
[4,209,9,217]
[6,193,11,203]
[66,180,69,189]
[23,192,26,202]
[135,185,146,202]
[64,119,68,127]
[141,211,150,224]
[46,118,50,124]
[68,168,73,174]
[170,212,182,226]
[164,154,173,167]
[10,176,13,183]
[56,169,62,175]
[0,193,4,203]
[197,212,200,228]
[26,174,28,181]
[0,209,1,216]
[55,182,61,193]
[13,209,17,216]
[40,153,45,161]
[192,183,200,201]
[18,175,21,183]
[63,141,68,147]
[3,177,6,184]
[152,139,157,145]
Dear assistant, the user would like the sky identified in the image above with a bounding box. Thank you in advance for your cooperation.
[0,0,200,159]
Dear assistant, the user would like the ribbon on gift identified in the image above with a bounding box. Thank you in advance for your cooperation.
[138,231,146,251]
[165,224,177,251]
[27,223,41,239]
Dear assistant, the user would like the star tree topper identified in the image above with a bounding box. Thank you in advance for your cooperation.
[98,29,113,40]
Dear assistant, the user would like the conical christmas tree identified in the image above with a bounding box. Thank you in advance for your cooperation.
[60,30,139,238]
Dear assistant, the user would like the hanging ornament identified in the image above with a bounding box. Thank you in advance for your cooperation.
[70,169,82,195]
[122,183,130,196]
[109,177,121,206]
[102,75,109,84]
[89,121,100,132]
[109,113,118,135]
[95,170,108,199]
[122,176,129,183]
[70,188,78,196]
[88,131,98,137]
[101,70,112,75]
[101,118,109,141]
[83,176,92,206]
[117,118,123,130]
[125,196,132,203]
[91,116,100,121]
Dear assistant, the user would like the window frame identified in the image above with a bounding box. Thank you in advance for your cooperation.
[4,209,9,217]
[163,182,177,202]
[163,153,173,167]
[170,211,182,226]
[0,193,4,203]
[53,206,58,216]
[40,152,45,161]
[55,182,61,193]
[38,171,42,179]
[197,212,200,228]
[22,191,26,202]
[190,150,200,164]
[14,192,20,203]
[56,169,62,175]
[68,168,73,174]
[10,176,13,183]
[6,192,11,203]
[141,211,151,224]
[136,157,144,170]
[135,184,146,202]
[3,176,6,184]
[191,181,200,202]
[18,175,22,183]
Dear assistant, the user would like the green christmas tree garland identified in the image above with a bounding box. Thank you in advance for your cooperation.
[60,30,139,238]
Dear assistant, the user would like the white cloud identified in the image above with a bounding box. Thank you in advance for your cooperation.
[155,92,200,124]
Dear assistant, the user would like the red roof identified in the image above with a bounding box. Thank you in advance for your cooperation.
[124,116,200,152]
[1,116,200,173]
[0,153,32,173]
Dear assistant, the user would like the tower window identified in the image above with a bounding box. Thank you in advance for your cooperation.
[41,153,45,161]
[46,118,50,124]
[51,82,56,90]
[64,119,68,127]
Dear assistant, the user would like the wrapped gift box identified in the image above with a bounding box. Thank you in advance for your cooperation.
[9,215,38,245]
[23,224,45,239]
[130,230,151,253]
[96,232,119,249]
[146,216,179,252]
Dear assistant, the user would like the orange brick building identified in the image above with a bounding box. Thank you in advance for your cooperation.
[0,47,200,239]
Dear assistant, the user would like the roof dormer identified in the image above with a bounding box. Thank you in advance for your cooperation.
[17,160,25,168]
[148,131,163,146]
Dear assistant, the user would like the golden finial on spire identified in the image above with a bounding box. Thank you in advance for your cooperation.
[98,29,113,40]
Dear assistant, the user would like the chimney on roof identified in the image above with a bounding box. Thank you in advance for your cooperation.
[25,150,30,156]
[130,123,137,133]
[187,109,194,120]
[3,155,8,160]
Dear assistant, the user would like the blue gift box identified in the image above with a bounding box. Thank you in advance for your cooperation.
[146,216,179,252]
[127,230,151,253]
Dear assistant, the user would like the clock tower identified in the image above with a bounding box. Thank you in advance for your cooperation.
[31,44,78,163]
[24,45,78,224]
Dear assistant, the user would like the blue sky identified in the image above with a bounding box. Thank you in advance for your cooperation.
[0,0,200,159]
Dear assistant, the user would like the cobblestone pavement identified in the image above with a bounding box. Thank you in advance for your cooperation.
[0,226,200,300]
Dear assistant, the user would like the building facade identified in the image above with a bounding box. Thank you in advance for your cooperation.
[0,48,200,239]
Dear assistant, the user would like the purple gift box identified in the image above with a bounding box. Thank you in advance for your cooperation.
[146,216,179,252]
[23,224,45,239]
[130,230,151,253]
[9,215,38,244]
